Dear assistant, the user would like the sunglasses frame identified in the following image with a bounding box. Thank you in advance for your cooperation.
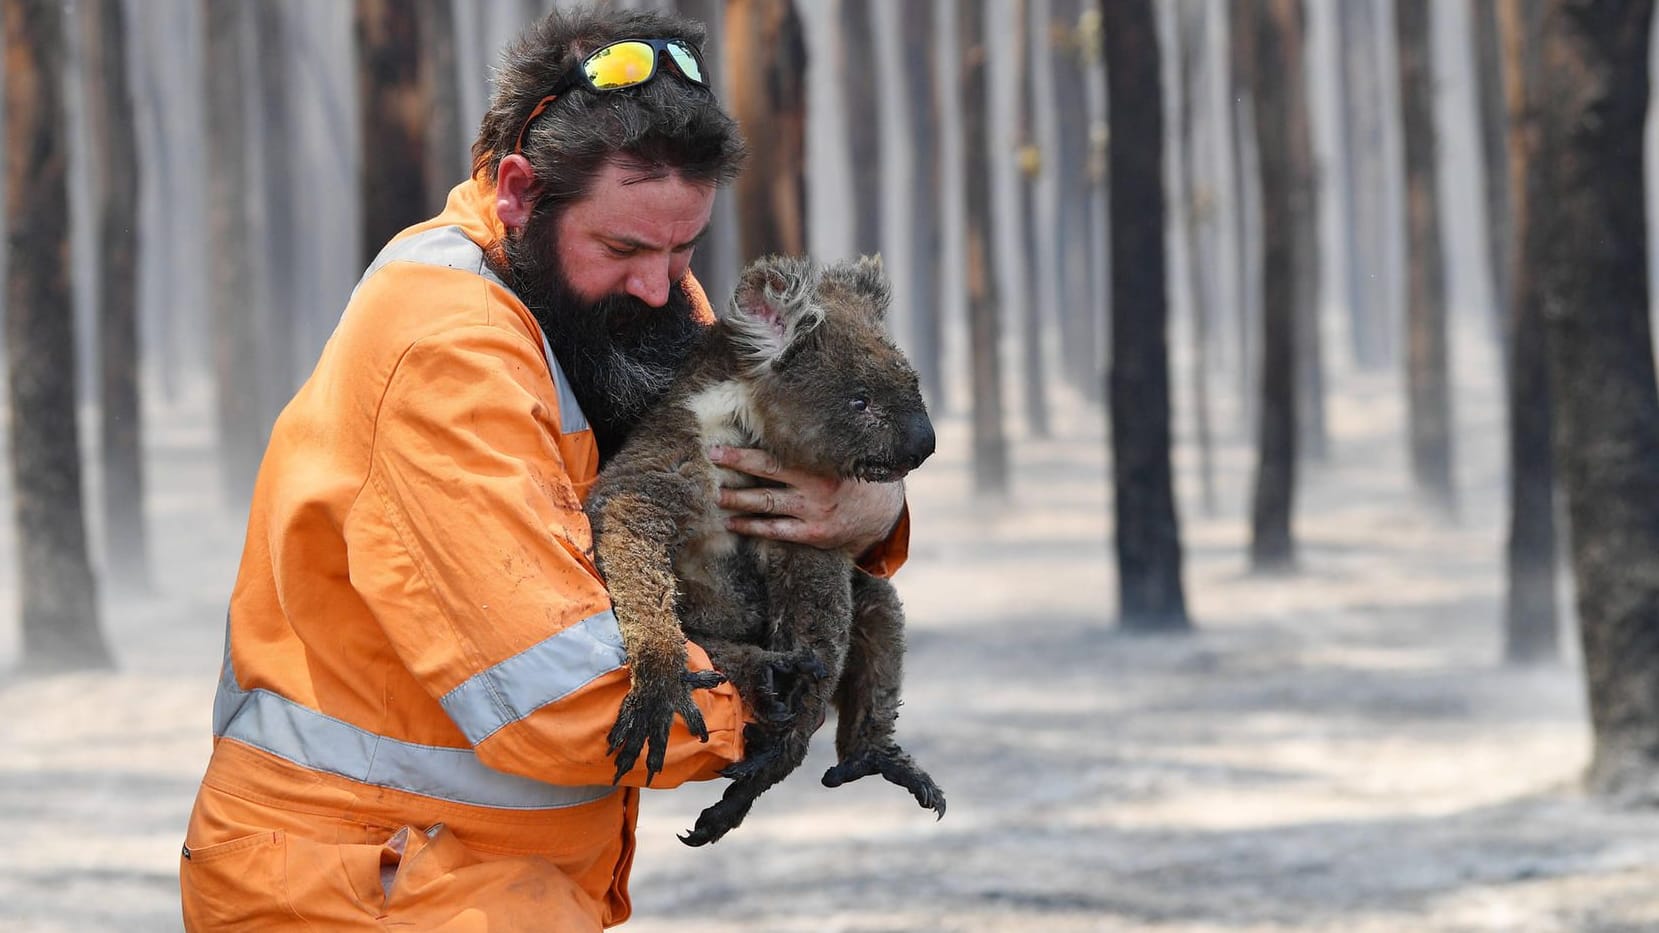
[512,38,710,156]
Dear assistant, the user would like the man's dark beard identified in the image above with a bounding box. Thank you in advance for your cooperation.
[502,213,705,464]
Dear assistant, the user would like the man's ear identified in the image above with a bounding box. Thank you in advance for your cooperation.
[496,155,537,231]
[727,255,823,370]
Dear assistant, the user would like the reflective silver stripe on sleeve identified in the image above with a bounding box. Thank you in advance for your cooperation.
[440,609,626,745]
[354,224,589,435]
[213,614,615,811]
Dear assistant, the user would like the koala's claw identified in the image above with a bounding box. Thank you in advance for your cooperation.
[607,669,728,786]
[679,793,757,847]
[754,652,830,723]
[822,748,946,818]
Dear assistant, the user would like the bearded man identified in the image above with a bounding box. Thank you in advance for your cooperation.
[179,8,908,930]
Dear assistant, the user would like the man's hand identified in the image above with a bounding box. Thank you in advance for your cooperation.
[707,445,904,557]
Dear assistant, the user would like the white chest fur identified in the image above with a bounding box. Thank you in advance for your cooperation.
[681,379,765,564]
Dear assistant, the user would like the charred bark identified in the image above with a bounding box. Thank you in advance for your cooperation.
[80,0,150,593]
[838,0,881,258]
[675,0,741,308]
[1051,0,1098,400]
[960,0,1010,496]
[1248,0,1299,572]
[1532,0,1659,801]
[1175,0,1216,515]
[1104,0,1190,630]
[1396,0,1455,512]
[726,0,807,260]
[1494,0,1558,665]
[899,0,945,411]
[1017,0,1049,438]
[356,0,430,265]
[203,0,263,506]
[5,0,112,670]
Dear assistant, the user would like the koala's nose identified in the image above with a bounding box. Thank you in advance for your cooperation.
[900,411,935,470]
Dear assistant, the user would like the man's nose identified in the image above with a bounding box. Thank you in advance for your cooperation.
[625,255,673,308]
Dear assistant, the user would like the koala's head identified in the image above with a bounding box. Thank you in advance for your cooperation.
[724,254,935,483]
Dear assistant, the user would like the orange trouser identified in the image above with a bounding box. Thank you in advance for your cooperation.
[181,768,610,931]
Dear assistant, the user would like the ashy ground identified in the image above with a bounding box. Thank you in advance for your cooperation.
[2,335,1658,931]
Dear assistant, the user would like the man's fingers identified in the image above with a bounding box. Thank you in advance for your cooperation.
[719,485,800,517]
[725,515,813,545]
[708,445,787,481]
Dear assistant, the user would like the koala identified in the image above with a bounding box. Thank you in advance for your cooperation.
[585,254,945,846]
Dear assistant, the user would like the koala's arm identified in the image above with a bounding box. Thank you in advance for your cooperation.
[587,444,710,686]
[349,328,744,789]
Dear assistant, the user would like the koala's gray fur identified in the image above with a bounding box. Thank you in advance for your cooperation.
[585,254,944,846]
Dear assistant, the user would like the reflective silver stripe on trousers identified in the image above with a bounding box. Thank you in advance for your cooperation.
[354,224,589,434]
[213,618,617,810]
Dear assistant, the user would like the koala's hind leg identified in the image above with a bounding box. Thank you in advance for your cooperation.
[697,638,830,726]
[678,548,851,846]
[820,574,946,817]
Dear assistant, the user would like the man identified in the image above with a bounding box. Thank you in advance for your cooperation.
[179,9,908,930]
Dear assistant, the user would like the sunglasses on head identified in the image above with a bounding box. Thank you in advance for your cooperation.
[512,37,710,155]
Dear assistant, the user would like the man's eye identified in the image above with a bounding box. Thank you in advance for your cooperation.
[605,244,636,257]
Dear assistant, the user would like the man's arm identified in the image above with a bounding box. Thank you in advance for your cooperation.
[352,326,746,789]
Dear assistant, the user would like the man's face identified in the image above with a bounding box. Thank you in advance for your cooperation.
[551,162,716,308]
[502,162,717,461]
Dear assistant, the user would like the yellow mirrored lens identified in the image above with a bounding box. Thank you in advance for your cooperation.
[585,41,656,89]
[666,43,704,83]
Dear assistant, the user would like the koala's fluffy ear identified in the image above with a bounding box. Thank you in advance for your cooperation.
[821,254,892,322]
[727,255,825,370]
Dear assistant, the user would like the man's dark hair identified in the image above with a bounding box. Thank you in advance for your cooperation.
[471,7,746,217]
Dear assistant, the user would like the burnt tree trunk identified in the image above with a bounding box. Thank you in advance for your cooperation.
[1248,0,1299,572]
[1473,0,1513,348]
[80,0,150,593]
[960,0,1010,496]
[676,0,741,307]
[5,0,111,671]
[1052,0,1097,400]
[1286,0,1324,463]
[1336,0,1392,369]
[899,0,945,410]
[356,0,430,265]
[203,0,263,506]
[1104,0,1190,630]
[1016,0,1049,438]
[1228,1,1262,437]
[257,0,299,407]
[1533,0,1659,801]
[838,0,881,257]
[1176,0,1217,515]
[420,0,465,206]
[727,0,808,260]
[1494,0,1558,665]
[1396,0,1455,512]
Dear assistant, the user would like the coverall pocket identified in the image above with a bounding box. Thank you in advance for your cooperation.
[179,830,291,931]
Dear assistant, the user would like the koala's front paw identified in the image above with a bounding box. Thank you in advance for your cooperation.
[607,668,728,786]
[822,745,946,818]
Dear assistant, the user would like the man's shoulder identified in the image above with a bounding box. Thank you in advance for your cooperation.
[338,249,540,368]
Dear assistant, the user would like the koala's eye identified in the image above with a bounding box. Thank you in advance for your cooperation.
[850,396,870,413]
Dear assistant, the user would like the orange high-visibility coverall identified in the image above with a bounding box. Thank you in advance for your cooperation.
[180,177,909,931]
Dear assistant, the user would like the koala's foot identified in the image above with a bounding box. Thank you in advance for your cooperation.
[822,745,946,818]
[677,787,760,847]
[607,669,728,786]
[753,651,829,724]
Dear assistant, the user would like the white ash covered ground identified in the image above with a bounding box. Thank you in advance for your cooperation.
[3,338,1659,932]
